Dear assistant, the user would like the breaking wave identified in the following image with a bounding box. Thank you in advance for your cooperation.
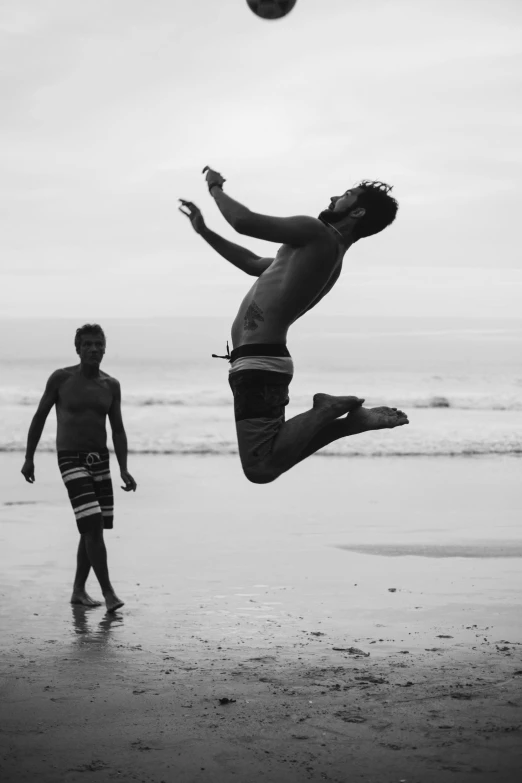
[2,389,522,411]
[1,440,520,458]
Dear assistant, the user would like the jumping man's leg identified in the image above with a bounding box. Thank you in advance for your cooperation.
[83,520,124,613]
[267,393,365,475]
[70,535,102,607]
[294,404,409,465]
[239,396,409,483]
[229,354,408,483]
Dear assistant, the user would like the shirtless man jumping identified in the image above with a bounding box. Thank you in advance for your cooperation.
[179,167,409,484]
[21,324,137,611]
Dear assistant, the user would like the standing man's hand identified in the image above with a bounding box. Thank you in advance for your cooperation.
[202,165,226,194]
[178,200,206,234]
[120,469,137,492]
[21,459,35,483]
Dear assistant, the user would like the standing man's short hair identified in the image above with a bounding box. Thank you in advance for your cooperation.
[74,324,106,353]
[352,181,399,240]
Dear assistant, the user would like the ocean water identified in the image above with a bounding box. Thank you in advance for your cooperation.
[1,317,521,458]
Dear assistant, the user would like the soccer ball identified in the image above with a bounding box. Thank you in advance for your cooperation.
[246,0,298,21]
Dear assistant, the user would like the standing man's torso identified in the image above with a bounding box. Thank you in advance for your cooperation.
[54,366,115,452]
[231,229,346,347]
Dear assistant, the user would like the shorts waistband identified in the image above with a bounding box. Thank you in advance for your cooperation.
[230,343,291,362]
[229,356,294,376]
[58,448,109,458]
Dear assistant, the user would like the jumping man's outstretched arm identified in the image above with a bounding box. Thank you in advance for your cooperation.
[178,199,273,277]
[203,166,329,247]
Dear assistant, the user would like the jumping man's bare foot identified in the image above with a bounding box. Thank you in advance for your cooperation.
[347,405,409,431]
[70,590,102,608]
[313,393,364,417]
[104,591,124,613]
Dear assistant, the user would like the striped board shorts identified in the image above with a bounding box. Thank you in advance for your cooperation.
[57,449,114,534]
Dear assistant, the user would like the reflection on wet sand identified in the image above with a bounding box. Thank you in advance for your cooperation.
[71,605,123,646]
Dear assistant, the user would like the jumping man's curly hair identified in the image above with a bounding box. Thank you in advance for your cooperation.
[74,323,106,353]
[352,180,399,240]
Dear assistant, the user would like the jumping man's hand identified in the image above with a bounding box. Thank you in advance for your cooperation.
[202,165,226,193]
[178,200,206,234]
[21,458,35,483]
[120,470,137,492]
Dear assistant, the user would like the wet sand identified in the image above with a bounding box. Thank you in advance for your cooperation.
[1,452,521,782]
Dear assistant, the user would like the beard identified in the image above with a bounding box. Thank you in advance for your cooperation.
[318,205,351,225]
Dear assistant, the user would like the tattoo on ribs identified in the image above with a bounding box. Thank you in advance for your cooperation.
[244,301,265,331]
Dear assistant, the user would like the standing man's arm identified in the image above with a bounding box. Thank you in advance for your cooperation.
[178,199,273,277]
[21,370,65,483]
[108,380,137,492]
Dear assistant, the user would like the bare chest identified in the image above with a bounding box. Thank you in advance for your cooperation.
[270,241,338,284]
[231,241,341,343]
[251,241,340,307]
[58,377,113,416]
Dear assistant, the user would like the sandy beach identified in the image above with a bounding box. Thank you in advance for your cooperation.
[1,452,521,782]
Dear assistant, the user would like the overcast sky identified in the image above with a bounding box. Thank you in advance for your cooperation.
[1,0,521,318]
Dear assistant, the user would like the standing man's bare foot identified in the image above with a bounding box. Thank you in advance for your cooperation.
[70,590,102,607]
[313,393,364,417]
[104,591,124,613]
[348,405,409,430]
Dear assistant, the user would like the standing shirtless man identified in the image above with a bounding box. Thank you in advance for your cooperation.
[179,167,409,484]
[21,324,137,611]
